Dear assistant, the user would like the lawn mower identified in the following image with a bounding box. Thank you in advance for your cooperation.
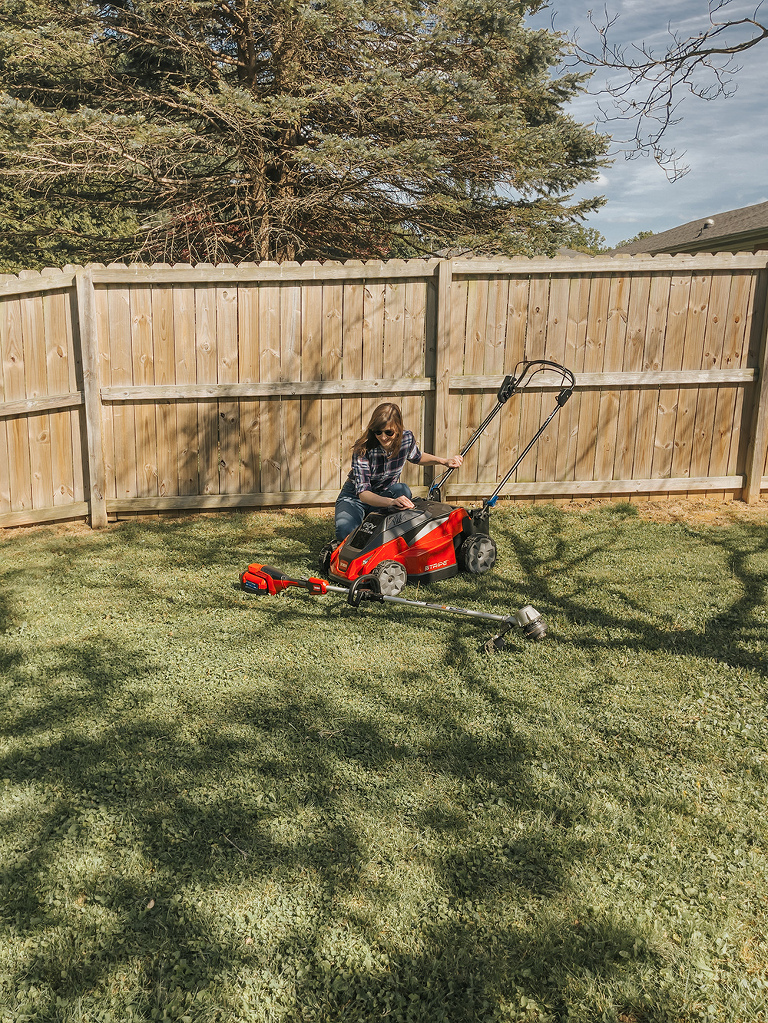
[318,360,575,596]
[239,563,547,653]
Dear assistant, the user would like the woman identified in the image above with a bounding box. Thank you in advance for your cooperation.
[334,402,463,540]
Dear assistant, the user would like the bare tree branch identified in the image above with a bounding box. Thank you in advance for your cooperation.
[575,0,768,178]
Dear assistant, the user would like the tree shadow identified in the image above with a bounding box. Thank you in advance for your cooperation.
[0,620,682,1021]
[495,504,768,677]
[1,507,765,1021]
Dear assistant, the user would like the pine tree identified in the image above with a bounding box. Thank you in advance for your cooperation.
[0,0,610,269]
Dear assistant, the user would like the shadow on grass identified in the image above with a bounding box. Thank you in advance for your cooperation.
[0,626,682,1022]
[234,501,768,671]
[2,508,765,1020]
[496,504,768,675]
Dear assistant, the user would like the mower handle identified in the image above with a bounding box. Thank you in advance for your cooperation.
[499,360,575,402]
[428,360,575,500]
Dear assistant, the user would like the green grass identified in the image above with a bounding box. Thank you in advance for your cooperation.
[1,503,767,1023]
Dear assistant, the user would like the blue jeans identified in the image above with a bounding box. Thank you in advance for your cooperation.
[334,479,413,540]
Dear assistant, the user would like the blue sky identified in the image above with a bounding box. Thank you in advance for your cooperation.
[534,0,768,247]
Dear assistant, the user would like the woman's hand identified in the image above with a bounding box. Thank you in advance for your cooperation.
[390,494,415,510]
[416,452,463,469]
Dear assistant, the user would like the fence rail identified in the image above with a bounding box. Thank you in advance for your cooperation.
[2,252,767,529]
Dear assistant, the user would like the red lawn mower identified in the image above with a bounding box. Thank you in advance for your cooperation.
[318,360,575,597]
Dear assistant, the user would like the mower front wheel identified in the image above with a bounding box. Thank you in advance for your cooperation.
[459,534,497,574]
[372,560,407,596]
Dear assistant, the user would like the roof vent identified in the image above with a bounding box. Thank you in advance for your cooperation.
[702,218,715,228]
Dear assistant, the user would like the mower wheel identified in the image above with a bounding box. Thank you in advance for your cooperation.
[318,539,341,576]
[459,534,497,574]
[372,559,407,596]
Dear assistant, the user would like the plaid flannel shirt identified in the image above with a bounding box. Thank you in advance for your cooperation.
[348,430,423,495]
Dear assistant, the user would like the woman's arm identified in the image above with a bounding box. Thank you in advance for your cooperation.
[359,490,414,509]
[417,452,463,468]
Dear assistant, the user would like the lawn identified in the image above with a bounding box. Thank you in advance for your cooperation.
[1,501,767,1023]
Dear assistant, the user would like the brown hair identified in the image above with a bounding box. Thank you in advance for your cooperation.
[352,403,404,458]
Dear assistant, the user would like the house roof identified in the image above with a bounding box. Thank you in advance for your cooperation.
[611,199,768,255]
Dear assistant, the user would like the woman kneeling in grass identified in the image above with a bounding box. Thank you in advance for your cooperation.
[334,402,463,541]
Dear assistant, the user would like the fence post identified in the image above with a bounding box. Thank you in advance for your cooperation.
[75,268,108,527]
[433,259,453,456]
[744,270,768,503]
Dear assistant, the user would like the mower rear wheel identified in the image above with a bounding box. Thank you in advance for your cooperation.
[318,539,341,576]
[459,534,497,574]
[372,560,407,596]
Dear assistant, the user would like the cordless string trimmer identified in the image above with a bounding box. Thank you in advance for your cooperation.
[240,563,546,653]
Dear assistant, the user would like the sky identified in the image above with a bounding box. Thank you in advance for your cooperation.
[532,0,768,248]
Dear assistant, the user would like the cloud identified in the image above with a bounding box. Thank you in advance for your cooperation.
[540,0,768,244]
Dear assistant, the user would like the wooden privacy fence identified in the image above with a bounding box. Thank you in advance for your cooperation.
[2,253,768,529]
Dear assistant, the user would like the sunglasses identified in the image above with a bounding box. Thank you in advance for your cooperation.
[375,428,396,437]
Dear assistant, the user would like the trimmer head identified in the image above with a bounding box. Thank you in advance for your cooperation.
[482,605,546,654]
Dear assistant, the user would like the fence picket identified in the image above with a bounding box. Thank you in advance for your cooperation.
[237,282,260,494]
[19,279,54,510]
[479,275,510,485]
[152,278,177,499]
[2,291,33,512]
[614,275,651,487]
[594,273,630,494]
[575,274,610,487]
[107,275,137,500]
[401,277,425,487]
[652,274,690,488]
[217,283,241,494]
[559,276,584,492]
[19,282,53,511]
[340,276,364,491]
[173,277,199,495]
[300,280,323,492]
[93,282,113,503]
[41,284,74,507]
[446,271,468,465]
[462,276,489,485]
[320,279,343,492]
[130,282,157,498]
[196,279,220,495]
[690,272,732,483]
[712,272,753,493]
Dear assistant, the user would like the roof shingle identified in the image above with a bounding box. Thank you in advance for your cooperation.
[612,199,768,255]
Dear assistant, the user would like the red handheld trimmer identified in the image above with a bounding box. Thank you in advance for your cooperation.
[240,563,546,652]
